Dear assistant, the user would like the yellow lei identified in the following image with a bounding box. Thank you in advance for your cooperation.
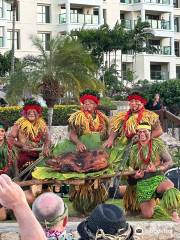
[68,110,108,134]
[111,109,159,135]
[15,117,47,138]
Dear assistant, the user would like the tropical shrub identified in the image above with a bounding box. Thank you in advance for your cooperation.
[0,103,112,126]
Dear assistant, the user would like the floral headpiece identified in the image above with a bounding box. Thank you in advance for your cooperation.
[23,98,42,115]
[127,92,147,105]
[79,89,100,105]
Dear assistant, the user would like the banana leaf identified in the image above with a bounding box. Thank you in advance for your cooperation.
[53,133,102,156]
[32,134,128,180]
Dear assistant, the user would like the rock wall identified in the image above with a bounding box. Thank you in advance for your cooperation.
[0,221,180,240]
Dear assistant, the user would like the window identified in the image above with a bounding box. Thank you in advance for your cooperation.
[0,26,4,47]
[7,30,20,49]
[7,2,19,21]
[174,17,179,32]
[37,5,50,23]
[38,32,50,50]
[0,0,3,18]
[175,41,180,56]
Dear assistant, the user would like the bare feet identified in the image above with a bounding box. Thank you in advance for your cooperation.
[171,211,180,222]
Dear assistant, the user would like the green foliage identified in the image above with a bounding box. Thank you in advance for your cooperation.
[79,89,100,99]
[0,51,19,77]
[0,105,78,126]
[0,103,112,126]
[102,64,123,97]
[6,37,101,106]
[100,97,117,110]
[133,79,180,114]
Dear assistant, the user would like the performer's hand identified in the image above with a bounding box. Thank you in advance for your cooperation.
[0,174,27,210]
[132,134,139,143]
[134,170,144,179]
[43,146,50,157]
[22,145,33,151]
[76,142,86,152]
[145,163,156,173]
[103,139,114,148]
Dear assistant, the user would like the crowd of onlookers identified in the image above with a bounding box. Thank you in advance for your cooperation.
[0,174,134,240]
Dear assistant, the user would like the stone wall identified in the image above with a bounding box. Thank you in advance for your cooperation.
[0,221,180,240]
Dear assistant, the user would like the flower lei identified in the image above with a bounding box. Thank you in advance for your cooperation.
[138,140,153,164]
[123,107,145,138]
[16,117,46,143]
[45,229,74,240]
[83,110,105,132]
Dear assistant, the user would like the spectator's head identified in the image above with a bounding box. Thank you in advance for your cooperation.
[127,92,147,113]
[32,192,68,234]
[77,204,134,240]
[154,93,160,102]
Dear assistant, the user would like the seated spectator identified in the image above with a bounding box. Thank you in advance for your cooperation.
[32,192,75,239]
[146,93,163,111]
[0,174,46,240]
[77,204,134,240]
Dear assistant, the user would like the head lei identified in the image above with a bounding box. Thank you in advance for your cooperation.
[127,92,147,105]
[79,89,100,105]
[137,122,152,131]
[22,98,43,116]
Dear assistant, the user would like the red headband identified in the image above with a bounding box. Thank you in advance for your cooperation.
[80,94,100,105]
[127,95,147,105]
[23,105,42,114]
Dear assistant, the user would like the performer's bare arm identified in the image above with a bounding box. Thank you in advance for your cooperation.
[43,127,51,156]
[7,125,24,148]
[158,148,173,172]
[151,126,163,138]
[103,130,117,148]
[69,129,86,152]
[151,120,163,138]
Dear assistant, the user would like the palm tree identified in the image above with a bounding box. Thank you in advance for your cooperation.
[5,0,18,74]
[6,36,101,127]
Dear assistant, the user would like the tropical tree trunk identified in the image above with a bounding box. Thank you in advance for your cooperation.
[47,107,54,129]
[10,0,17,74]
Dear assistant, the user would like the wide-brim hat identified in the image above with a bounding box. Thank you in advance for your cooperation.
[77,204,129,239]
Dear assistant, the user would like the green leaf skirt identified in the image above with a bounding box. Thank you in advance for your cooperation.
[137,175,167,203]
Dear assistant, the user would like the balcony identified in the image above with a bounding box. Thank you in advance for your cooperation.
[59,13,99,25]
[120,0,132,3]
[152,46,171,55]
[147,19,171,30]
[120,0,170,3]
[151,71,169,80]
[121,19,132,29]
[145,0,170,4]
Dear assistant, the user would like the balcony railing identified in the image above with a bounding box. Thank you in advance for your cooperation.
[147,19,171,30]
[151,46,171,55]
[121,19,132,29]
[120,0,170,3]
[151,71,169,80]
[59,13,99,25]
[120,0,132,3]
[145,0,170,3]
